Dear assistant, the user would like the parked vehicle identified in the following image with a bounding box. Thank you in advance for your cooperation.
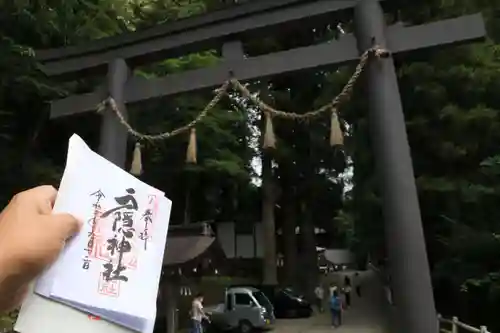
[204,286,275,333]
[266,288,312,318]
[232,285,312,319]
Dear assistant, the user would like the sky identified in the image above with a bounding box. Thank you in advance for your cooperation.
[246,23,353,192]
[246,99,353,196]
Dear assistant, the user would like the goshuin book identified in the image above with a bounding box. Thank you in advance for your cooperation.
[15,134,171,333]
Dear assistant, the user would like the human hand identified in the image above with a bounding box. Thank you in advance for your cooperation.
[0,185,81,311]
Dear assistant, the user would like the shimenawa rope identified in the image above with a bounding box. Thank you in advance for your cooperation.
[97,46,389,141]
[95,46,389,174]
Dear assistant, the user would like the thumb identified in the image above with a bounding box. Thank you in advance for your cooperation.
[48,213,82,240]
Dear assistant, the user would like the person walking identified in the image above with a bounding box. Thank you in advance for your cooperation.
[191,293,209,333]
[329,289,342,328]
[355,272,362,297]
[343,275,352,308]
[329,283,337,298]
[314,284,325,313]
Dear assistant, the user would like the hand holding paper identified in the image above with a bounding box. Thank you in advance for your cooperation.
[15,134,172,333]
[0,185,81,312]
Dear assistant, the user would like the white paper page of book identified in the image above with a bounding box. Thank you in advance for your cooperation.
[39,135,164,318]
[17,196,172,333]
[51,186,162,316]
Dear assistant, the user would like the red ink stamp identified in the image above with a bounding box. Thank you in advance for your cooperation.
[149,195,159,224]
[88,315,101,320]
[127,254,138,269]
[97,273,120,297]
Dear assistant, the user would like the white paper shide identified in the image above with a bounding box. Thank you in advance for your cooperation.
[15,134,171,333]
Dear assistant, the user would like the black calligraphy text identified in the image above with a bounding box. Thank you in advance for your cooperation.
[101,188,138,282]
[83,190,106,270]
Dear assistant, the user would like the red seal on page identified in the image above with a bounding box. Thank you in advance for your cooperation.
[97,273,121,297]
[88,315,101,320]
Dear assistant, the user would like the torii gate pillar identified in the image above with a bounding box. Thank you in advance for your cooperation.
[355,1,437,332]
[99,58,129,168]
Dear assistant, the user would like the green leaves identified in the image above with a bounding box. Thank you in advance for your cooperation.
[480,155,500,169]
[0,309,18,332]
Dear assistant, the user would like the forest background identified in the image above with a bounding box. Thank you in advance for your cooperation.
[1,0,500,331]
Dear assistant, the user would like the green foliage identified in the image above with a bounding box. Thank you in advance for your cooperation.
[0,309,18,332]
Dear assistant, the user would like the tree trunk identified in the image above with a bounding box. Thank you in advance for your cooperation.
[164,278,179,333]
[296,127,319,300]
[183,172,192,225]
[183,187,191,225]
[262,149,278,285]
[260,82,278,286]
[279,162,298,288]
[299,200,318,301]
[282,197,298,288]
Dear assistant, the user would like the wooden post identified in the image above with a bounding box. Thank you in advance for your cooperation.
[354,1,438,332]
[222,41,245,68]
[164,277,179,333]
[436,313,442,332]
[451,316,458,333]
[100,58,129,168]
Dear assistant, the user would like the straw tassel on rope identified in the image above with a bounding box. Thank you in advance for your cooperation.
[186,128,197,164]
[263,111,276,149]
[330,109,344,146]
[130,142,143,176]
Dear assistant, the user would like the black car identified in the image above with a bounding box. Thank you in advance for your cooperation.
[230,284,312,319]
[270,288,312,318]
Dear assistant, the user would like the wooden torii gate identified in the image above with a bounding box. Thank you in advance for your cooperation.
[36,0,485,332]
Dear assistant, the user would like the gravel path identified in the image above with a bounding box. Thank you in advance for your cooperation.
[272,270,391,333]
